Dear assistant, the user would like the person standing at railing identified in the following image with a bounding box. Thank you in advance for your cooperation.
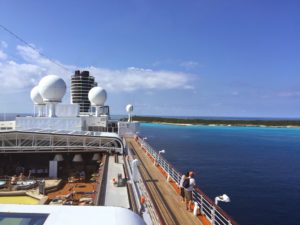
[184,171,196,212]
[179,171,189,202]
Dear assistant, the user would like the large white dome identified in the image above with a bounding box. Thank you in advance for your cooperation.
[126,104,133,113]
[30,86,44,105]
[88,87,107,106]
[38,75,66,102]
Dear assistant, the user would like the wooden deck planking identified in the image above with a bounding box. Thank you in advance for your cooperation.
[127,138,202,225]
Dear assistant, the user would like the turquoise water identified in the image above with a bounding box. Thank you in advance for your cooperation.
[140,123,300,225]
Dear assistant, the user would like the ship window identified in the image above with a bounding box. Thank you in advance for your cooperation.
[0,213,49,225]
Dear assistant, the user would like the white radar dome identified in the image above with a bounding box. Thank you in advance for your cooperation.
[38,75,66,102]
[30,86,44,105]
[88,87,107,106]
[126,104,133,113]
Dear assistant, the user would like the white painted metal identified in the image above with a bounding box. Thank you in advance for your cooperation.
[30,86,44,105]
[0,130,123,154]
[131,159,140,182]
[38,75,66,102]
[49,160,58,178]
[0,205,146,225]
[88,86,107,106]
[126,146,161,225]
[126,104,133,122]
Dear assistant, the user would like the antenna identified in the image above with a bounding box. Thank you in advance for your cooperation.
[0,23,70,72]
[126,104,133,122]
[38,75,66,117]
[88,87,107,117]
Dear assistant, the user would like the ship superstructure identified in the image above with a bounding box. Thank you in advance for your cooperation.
[0,72,237,225]
[71,70,97,113]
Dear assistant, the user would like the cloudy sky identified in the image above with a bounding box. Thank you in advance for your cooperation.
[0,0,299,118]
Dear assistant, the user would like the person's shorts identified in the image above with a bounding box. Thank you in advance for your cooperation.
[184,189,192,201]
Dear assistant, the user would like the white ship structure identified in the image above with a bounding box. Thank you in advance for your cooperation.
[0,73,237,225]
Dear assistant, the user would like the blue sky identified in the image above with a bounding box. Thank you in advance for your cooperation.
[0,0,299,118]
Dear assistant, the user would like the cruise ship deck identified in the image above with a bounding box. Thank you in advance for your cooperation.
[0,73,238,225]
[127,137,201,225]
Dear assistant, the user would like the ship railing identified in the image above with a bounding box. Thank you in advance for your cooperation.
[137,136,238,225]
[137,176,162,225]
[126,147,162,225]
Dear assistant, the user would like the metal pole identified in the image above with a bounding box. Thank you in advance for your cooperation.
[211,206,216,225]
[200,195,204,215]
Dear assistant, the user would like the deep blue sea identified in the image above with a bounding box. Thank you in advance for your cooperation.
[140,123,300,225]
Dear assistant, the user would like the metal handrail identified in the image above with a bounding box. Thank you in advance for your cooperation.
[137,136,238,225]
[126,147,162,225]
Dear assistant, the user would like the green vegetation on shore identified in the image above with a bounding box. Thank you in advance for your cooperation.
[131,116,300,127]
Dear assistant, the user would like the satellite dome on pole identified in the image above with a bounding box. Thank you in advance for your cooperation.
[126,104,133,113]
[39,75,66,102]
[88,87,107,117]
[38,75,67,117]
[126,104,133,122]
[30,86,45,117]
[30,86,44,105]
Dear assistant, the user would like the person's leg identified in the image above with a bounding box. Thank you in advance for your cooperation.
[188,199,192,211]
[186,191,192,210]
[184,190,189,209]
[181,188,185,202]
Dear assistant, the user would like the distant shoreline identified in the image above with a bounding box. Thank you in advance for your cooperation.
[147,122,300,128]
[132,116,300,128]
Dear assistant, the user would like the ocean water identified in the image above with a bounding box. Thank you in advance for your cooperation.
[140,123,300,225]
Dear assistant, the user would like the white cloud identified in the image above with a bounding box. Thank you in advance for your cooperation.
[0,60,44,90]
[0,50,7,60]
[0,43,194,93]
[86,66,193,92]
[16,45,75,76]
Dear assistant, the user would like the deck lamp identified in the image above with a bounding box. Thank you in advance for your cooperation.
[73,154,83,162]
[92,153,100,161]
[142,137,147,149]
[53,154,64,161]
[154,149,165,166]
[215,194,230,205]
[159,149,165,154]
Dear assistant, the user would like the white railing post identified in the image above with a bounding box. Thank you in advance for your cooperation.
[193,202,199,216]
[200,195,204,215]
[166,164,170,182]
[211,206,216,225]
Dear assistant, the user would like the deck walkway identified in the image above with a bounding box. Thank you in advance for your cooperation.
[104,155,130,208]
[127,138,202,225]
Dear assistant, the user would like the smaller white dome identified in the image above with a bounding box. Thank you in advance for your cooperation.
[30,86,44,105]
[88,87,107,106]
[126,104,133,113]
[39,75,66,102]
